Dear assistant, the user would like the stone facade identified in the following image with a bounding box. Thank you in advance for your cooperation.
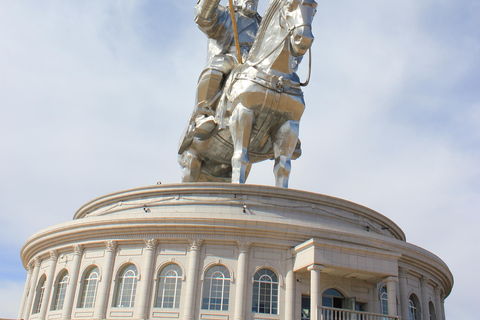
[18,183,453,320]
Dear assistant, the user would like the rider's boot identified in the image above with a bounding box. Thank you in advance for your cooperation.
[192,69,224,138]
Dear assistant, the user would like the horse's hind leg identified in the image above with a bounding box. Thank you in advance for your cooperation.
[178,150,202,182]
[273,120,300,188]
[229,104,254,184]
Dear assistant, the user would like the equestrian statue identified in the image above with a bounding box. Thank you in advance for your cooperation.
[178,0,317,188]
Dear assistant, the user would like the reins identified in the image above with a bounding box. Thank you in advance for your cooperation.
[247,6,312,87]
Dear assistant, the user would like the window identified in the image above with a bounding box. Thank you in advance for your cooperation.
[252,268,278,314]
[156,264,183,308]
[301,295,310,320]
[52,270,69,310]
[32,275,46,314]
[114,264,138,308]
[429,301,436,320]
[380,286,388,315]
[409,295,419,320]
[201,265,231,311]
[322,288,345,309]
[79,267,99,308]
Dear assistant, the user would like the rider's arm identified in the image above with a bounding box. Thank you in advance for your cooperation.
[194,0,223,37]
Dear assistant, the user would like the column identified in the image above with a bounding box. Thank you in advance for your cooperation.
[183,239,203,320]
[420,276,429,320]
[284,253,296,320]
[234,241,251,320]
[18,262,34,320]
[39,250,58,320]
[24,257,41,320]
[93,240,117,320]
[434,286,443,320]
[61,244,84,320]
[398,267,409,320]
[308,264,323,320]
[134,239,158,320]
[384,276,398,317]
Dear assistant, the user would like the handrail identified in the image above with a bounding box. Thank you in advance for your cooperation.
[319,307,401,320]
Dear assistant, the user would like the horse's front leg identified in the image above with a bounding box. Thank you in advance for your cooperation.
[229,103,254,184]
[273,120,299,188]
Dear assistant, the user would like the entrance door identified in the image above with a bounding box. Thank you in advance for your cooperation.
[301,295,310,320]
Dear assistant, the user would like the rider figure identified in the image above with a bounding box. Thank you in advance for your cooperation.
[190,0,261,139]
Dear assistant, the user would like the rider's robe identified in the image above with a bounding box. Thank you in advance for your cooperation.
[195,0,261,75]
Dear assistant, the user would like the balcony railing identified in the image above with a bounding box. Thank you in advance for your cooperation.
[320,307,401,320]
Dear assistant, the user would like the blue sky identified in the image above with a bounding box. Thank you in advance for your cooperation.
[1,0,479,319]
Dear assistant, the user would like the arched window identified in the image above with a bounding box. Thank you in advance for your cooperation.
[201,265,231,311]
[79,266,100,308]
[429,301,436,320]
[380,286,388,315]
[52,270,69,310]
[114,264,138,308]
[409,295,419,320]
[32,275,46,314]
[155,264,183,308]
[252,269,278,314]
[322,288,345,309]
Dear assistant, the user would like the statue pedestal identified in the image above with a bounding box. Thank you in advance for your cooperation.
[19,183,452,320]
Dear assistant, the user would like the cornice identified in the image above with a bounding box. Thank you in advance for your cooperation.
[73,183,405,241]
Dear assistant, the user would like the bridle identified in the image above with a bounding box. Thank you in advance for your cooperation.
[247,0,313,86]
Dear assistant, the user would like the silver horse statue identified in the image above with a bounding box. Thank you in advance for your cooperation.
[179,0,317,187]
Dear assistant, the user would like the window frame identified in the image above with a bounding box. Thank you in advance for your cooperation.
[201,265,231,311]
[78,266,100,309]
[252,268,279,315]
[380,286,388,315]
[409,295,419,320]
[52,270,69,311]
[32,275,47,314]
[155,263,183,309]
[114,264,138,308]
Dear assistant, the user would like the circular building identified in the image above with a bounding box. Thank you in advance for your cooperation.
[18,183,453,320]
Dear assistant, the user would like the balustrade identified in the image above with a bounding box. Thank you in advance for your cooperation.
[320,307,401,320]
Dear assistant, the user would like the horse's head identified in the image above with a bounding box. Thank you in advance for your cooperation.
[282,0,317,57]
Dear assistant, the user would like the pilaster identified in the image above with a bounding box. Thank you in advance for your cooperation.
[61,244,84,320]
[18,262,34,320]
[39,250,58,320]
[93,240,117,320]
[435,286,444,320]
[420,276,430,320]
[183,239,203,320]
[398,267,409,320]
[134,239,158,320]
[284,251,295,320]
[24,257,41,320]
[234,241,251,320]
[384,276,398,317]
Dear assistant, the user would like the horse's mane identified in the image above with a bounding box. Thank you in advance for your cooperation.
[247,0,284,63]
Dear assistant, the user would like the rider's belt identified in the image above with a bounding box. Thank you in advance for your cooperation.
[235,72,303,96]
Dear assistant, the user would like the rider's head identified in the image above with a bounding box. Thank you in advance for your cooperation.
[234,0,259,17]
